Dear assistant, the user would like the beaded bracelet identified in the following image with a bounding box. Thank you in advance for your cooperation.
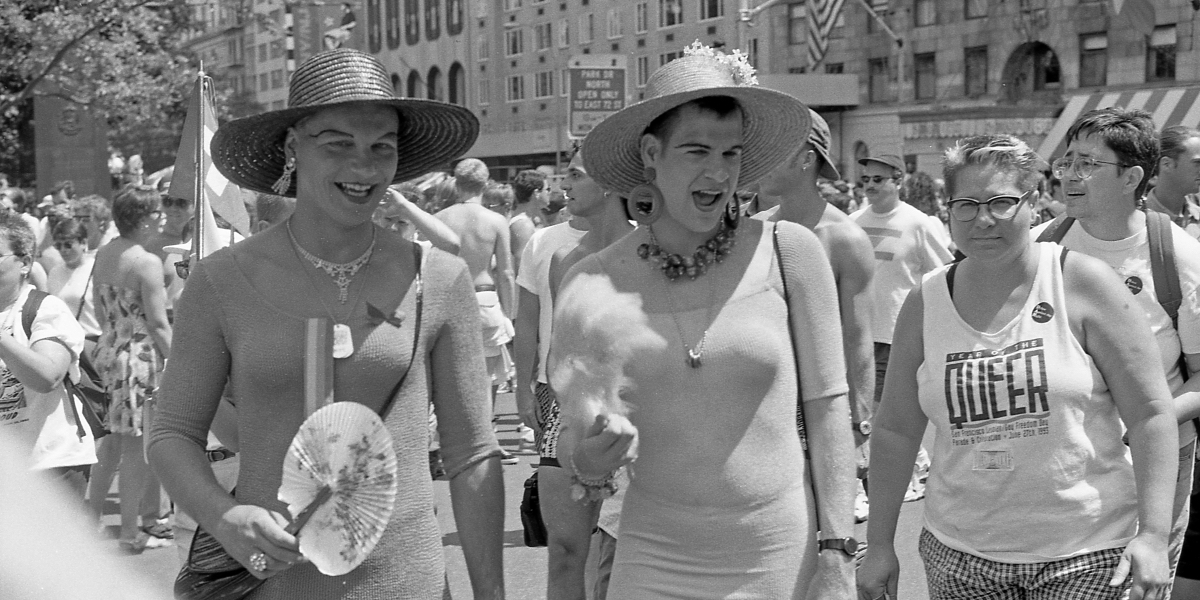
[566,453,620,502]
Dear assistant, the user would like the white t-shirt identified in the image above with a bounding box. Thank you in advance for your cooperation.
[47,253,100,337]
[0,284,91,470]
[852,202,953,344]
[1033,218,1200,446]
[517,222,586,384]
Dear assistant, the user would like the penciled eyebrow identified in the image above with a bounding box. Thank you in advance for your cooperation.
[308,129,398,141]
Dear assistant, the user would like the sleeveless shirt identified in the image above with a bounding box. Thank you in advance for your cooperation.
[918,242,1137,563]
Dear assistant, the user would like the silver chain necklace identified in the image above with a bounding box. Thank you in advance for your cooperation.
[287,221,376,304]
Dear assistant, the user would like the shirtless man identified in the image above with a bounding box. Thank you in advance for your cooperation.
[510,169,547,272]
[756,110,877,522]
[435,158,518,462]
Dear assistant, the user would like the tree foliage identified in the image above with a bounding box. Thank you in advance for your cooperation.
[0,0,197,183]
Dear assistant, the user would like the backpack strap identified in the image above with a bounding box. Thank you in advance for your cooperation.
[21,289,47,339]
[1147,210,1183,330]
[1035,215,1075,243]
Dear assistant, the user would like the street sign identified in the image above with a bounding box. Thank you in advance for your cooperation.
[568,54,627,138]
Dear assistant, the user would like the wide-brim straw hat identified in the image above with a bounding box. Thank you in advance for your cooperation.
[582,52,810,195]
[212,48,478,197]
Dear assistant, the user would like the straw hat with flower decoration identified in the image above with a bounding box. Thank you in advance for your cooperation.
[582,41,811,196]
[211,48,479,197]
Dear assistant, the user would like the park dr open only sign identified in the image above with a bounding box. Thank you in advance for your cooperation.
[568,54,628,138]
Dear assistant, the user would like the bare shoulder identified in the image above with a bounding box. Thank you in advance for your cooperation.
[1060,245,1127,310]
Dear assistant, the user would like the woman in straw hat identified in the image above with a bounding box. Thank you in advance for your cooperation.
[548,43,857,598]
[147,49,505,598]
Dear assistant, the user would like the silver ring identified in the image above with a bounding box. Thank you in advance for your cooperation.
[249,551,268,572]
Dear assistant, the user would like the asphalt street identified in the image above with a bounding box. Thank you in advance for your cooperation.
[105,391,930,599]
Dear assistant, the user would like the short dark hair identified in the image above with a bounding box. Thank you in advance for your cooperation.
[71,194,112,226]
[1159,125,1200,161]
[644,96,742,144]
[0,210,36,258]
[1066,108,1159,198]
[112,185,161,236]
[52,218,88,244]
[511,170,546,204]
[51,180,75,199]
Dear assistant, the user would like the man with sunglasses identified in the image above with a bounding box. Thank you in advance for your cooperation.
[1034,107,1200,597]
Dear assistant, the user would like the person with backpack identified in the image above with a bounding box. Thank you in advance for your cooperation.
[0,210,92,500]
[1033,107,1200,598]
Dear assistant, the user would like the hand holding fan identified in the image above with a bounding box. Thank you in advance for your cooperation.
[278,402,398,576]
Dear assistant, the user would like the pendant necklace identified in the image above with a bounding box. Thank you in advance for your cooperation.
[288,223,376,304]
[654,234,720,368]
[287,221,375,359]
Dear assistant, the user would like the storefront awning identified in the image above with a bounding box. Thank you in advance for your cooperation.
[1037,86,1200,161]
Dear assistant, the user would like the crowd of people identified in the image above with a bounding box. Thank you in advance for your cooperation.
[5,43,1200,600]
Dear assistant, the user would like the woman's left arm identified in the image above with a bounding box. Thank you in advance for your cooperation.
[429,260,504,600]
[137,253,172,357]
[1066,251,1175,600]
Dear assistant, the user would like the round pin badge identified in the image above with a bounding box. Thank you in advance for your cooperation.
[1125,276,1143,295]
[1031,302,1055,323]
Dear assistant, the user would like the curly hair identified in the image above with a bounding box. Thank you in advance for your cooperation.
[112,185,161,236]
[901,171,940,216]
[0,209,36,258]
[511,170,546,205]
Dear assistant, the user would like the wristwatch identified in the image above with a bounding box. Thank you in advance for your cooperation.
[856,420,872,436]
[818,536,860,556]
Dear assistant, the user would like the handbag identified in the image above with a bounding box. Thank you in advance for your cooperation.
[520,471,548,547]
[174,244,425,600]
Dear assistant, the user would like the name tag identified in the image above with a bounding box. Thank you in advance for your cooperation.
[973,449,1014,472]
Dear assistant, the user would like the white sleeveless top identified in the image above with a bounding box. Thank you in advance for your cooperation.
[918,242,1137,563]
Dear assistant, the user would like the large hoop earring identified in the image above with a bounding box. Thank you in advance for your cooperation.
[272,157,296,195]
[629,183,663,226]
[724,194,741,229]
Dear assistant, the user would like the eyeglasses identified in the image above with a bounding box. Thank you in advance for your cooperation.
[859,175,896,185]
[162,197,192,209]
[947,190,1032,222]
[1051,156,1124,180]
[53,239,81,250]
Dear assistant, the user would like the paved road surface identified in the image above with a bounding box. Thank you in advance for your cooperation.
[106,391,930,599]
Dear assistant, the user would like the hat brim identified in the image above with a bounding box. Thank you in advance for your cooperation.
[582,86,811,195]
[212,98,479,197]
[857,157,904,174]
[812,145,841,181]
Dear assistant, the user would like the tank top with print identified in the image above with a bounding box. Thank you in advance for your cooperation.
[918,242,1137,563]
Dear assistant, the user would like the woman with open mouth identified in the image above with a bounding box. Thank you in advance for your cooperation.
[549,43,857,599]
[147,49,506,599]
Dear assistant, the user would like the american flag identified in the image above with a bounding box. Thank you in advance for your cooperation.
[807,0,847,72]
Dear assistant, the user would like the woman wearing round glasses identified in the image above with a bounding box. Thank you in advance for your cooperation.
[858,134,1175,600]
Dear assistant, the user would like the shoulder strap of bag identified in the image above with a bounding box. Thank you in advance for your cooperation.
[1147,210,1183,330]
[378,242,424,419]
[75,263,96,320]
[22,289,89,439]
[771,224,809,459]
[1035,215,1075,243]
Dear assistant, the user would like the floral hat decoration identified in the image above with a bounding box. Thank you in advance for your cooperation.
[582,41,811,195]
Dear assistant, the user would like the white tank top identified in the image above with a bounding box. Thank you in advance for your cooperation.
[918,242,1137,563]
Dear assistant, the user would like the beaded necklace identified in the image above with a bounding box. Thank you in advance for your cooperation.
[636,221,737,281]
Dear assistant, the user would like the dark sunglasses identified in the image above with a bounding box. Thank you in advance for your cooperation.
[859,175,897,185]
[162,197,192,209]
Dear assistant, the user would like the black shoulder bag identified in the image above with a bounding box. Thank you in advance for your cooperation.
[22,289,109,440]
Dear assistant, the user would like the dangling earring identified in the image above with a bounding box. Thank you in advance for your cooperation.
[724,194,742,229]
[272,157,296,195]
[629,166,662,226]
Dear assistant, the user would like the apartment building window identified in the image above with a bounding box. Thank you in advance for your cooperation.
[868,57,890,103]
[1079,33,1107,87]
[788,3,805,45]
[534,71,555,97]
[636,2,649,32]
[477,33,489,60]
[608,8,624,38]
[258,43,268,63]
[535,22,552,50]
[1147,25,1177,82]
[748,38,759,69]
[506,28,525,56]
[914,52,936,99]
[965,0,986,19]
[580,13,594,44]
[504,0,522,10]
[270,39,284,59]
[478,79,490,105]
[660,0,683,27]
[259,73,269,91]
[562,68,570,96]
[699,0,724,20]
[507,74,526,101]
[914,0,936,26]
[558,18,570,47]
[964,45,988,97]
[271,69,285,89]
[637,55,651,86]
[825,63,844,73]
[660,50,682,66]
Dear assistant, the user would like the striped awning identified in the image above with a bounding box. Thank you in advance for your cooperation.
[1037,86,1200,161]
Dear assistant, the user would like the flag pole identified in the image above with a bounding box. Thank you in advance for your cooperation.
[193,65,206,263]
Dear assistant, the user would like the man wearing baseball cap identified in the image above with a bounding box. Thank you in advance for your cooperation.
[758,109,877,523]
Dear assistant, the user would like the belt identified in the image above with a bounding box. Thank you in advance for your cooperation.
[206,447,237,463]
[475,284,497,292]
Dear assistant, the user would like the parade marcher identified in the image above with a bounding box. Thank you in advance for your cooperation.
[510,168,548,271]
[148,49,505,598]
[71,194,117,251]
[552,43,856,598]
[859,133,1177,600]
[1146,125,1200,239]
[483,182,514,217]
[756,109,876,523]
[1032,108,1200,598]
[46,219,100,341]
[534,146,635,600]
[86,185,173,554]
[375,186,461,254]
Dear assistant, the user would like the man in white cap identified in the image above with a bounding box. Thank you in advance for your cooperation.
[757,109,876,523]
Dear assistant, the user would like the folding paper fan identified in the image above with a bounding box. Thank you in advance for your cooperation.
[278,402,398,576]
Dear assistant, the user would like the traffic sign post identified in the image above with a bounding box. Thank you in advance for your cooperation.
[568,54,628,138]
